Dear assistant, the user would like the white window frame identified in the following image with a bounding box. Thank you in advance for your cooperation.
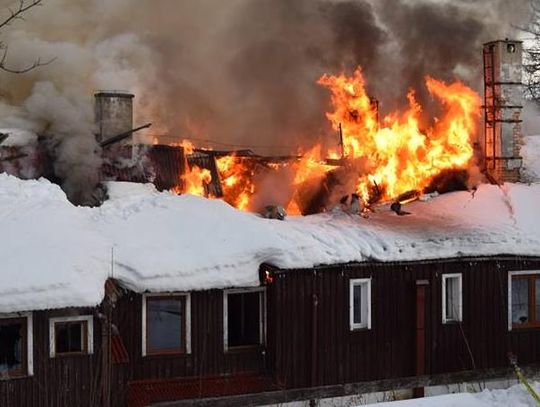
[508,270,540,331]
[141,293,191,356]
[223,287,266,351]
[349,278,372,330]
[442,273,463,324]
[49,315,93,358]
[0,312,33,377]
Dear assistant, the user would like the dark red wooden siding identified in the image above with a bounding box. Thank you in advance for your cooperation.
[268,257,540,389]
[110,289,268,406]
[0,307,99,407]
[2,257,540,406]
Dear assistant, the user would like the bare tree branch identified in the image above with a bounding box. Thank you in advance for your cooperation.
[0,0,42,31]
[518,0,540,102]
[0,55,55,74]
[0,0,55,74]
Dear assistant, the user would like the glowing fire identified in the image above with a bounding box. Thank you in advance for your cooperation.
[181,165,211,196]
[216,155,255,211]
[318,68,481,203]
[174,66,481,215]
[174,139,212,196]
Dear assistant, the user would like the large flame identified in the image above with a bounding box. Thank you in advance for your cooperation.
[318,68,481,203]
[174,66,481,214]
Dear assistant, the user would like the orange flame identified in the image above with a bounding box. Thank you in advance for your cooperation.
[216,155,255,210]
[318,67,481,203]
[172,66,481,215]
[172,140,211,196]
[177,165,211,196]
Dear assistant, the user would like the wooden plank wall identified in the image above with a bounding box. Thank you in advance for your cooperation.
[268,257,540,389]
[0,307,100,407]
[2,257,540,406]
[111,289,267,406]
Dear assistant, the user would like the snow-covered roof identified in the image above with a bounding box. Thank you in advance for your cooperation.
[0,174,540,313]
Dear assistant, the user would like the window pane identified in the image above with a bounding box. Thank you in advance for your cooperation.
[56,323,83,354]
[512,279,529,324]
[445,277,459,320]
[534,277,540,322]
[0,322,23,375]
[147,298,183,352]
[353,284,363,325]
[228,292,260,347]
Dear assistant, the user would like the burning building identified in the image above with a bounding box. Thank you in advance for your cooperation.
[0,29,540,407]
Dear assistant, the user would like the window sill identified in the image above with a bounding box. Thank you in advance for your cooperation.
[224,344,264,354]
[442,320,462,325]
[350,327,371,332]
[51,352,91,358]
[0,372,30,381]
[143,350,190,358]
[511,324,540,331]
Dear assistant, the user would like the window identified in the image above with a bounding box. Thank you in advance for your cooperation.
[442,274,463,323]
[509,272,540,330]
[142,294,191,356]
[0,313,32,378]
[223,288,265,350]
[507,43,516,53]
[49,316,93,357]
[349,279,371,330]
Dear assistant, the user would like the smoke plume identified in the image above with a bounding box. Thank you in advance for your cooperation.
[0,0,531,202]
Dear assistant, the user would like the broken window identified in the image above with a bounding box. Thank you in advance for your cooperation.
[0,317,27,378]
[225,289,265,349]
[442,274,463,323]
[350,278,371,330]
[145,295,188,355]
[511,274,540,329]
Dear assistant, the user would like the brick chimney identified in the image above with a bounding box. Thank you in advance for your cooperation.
[483,39,524,183]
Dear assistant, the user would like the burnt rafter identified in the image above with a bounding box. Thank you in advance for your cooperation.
[99,123,152,148]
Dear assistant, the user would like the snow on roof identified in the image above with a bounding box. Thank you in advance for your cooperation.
[0,174,540,313]
[0,128,38,147]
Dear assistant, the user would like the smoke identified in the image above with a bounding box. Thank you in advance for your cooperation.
[523,100,540,135]
[23,82,100,204]
[0,0,531,202]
